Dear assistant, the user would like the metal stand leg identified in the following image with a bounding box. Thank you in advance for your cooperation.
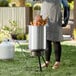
[38,55,42,72]
[32,51,46,71]
[42,56,46,64]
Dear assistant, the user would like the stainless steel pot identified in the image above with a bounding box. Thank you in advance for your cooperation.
[29,25,46,51]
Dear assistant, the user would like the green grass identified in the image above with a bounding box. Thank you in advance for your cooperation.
[0,43,76,76]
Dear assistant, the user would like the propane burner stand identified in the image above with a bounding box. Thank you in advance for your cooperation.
[29,26,46,71]
[31,49,46,72]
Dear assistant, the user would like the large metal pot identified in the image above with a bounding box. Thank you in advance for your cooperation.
[29,25,46,56]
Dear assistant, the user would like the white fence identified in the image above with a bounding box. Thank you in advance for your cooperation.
[0,7,32,33]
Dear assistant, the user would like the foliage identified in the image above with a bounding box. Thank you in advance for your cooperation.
[61,1,74,10]
[1,20,26,40]
[0,30,11,43]
[7,0,11,3]
[25,2,32,7]
[0,0,9,7]
[11,33,26,40]
[34,5,41,10]
[26,34,29,40]
[68,0,74,3]
[68,1,74,10]
[2,20,22,34]
[16,33,26,40]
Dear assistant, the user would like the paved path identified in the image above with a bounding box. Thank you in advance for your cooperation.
[61,40,76,46]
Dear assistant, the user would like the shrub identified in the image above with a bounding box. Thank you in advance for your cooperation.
[34,5,41,10]
[2,20,22,34]
[0,0,9,7]
[0,30,11,43]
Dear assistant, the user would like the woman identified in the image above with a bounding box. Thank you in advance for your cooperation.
[40,0,69,69]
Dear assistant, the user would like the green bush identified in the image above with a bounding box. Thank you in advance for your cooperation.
[0,30,11,43]
[68,0,73,3]
[16,34,26,40]
[1,20,25,40]
[25,2,32,7]
[0,0,9,7]
[2,20,23,34]
[68,1,74,10]
[34,5,41,10]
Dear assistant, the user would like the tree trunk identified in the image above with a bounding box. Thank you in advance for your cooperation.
[11,0,25,6]
[73,0,76,40]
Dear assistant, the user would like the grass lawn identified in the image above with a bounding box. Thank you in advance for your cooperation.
[0,42,76,76]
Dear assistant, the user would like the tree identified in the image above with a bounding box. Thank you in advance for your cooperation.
[0,0,9,7]
[8,0,11,3]
[68,0,74,2]
[11,0,25,6]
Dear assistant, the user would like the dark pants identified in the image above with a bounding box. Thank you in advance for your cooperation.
[45,40,62,62]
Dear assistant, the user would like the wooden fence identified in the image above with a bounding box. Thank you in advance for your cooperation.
[0,7,33,33]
